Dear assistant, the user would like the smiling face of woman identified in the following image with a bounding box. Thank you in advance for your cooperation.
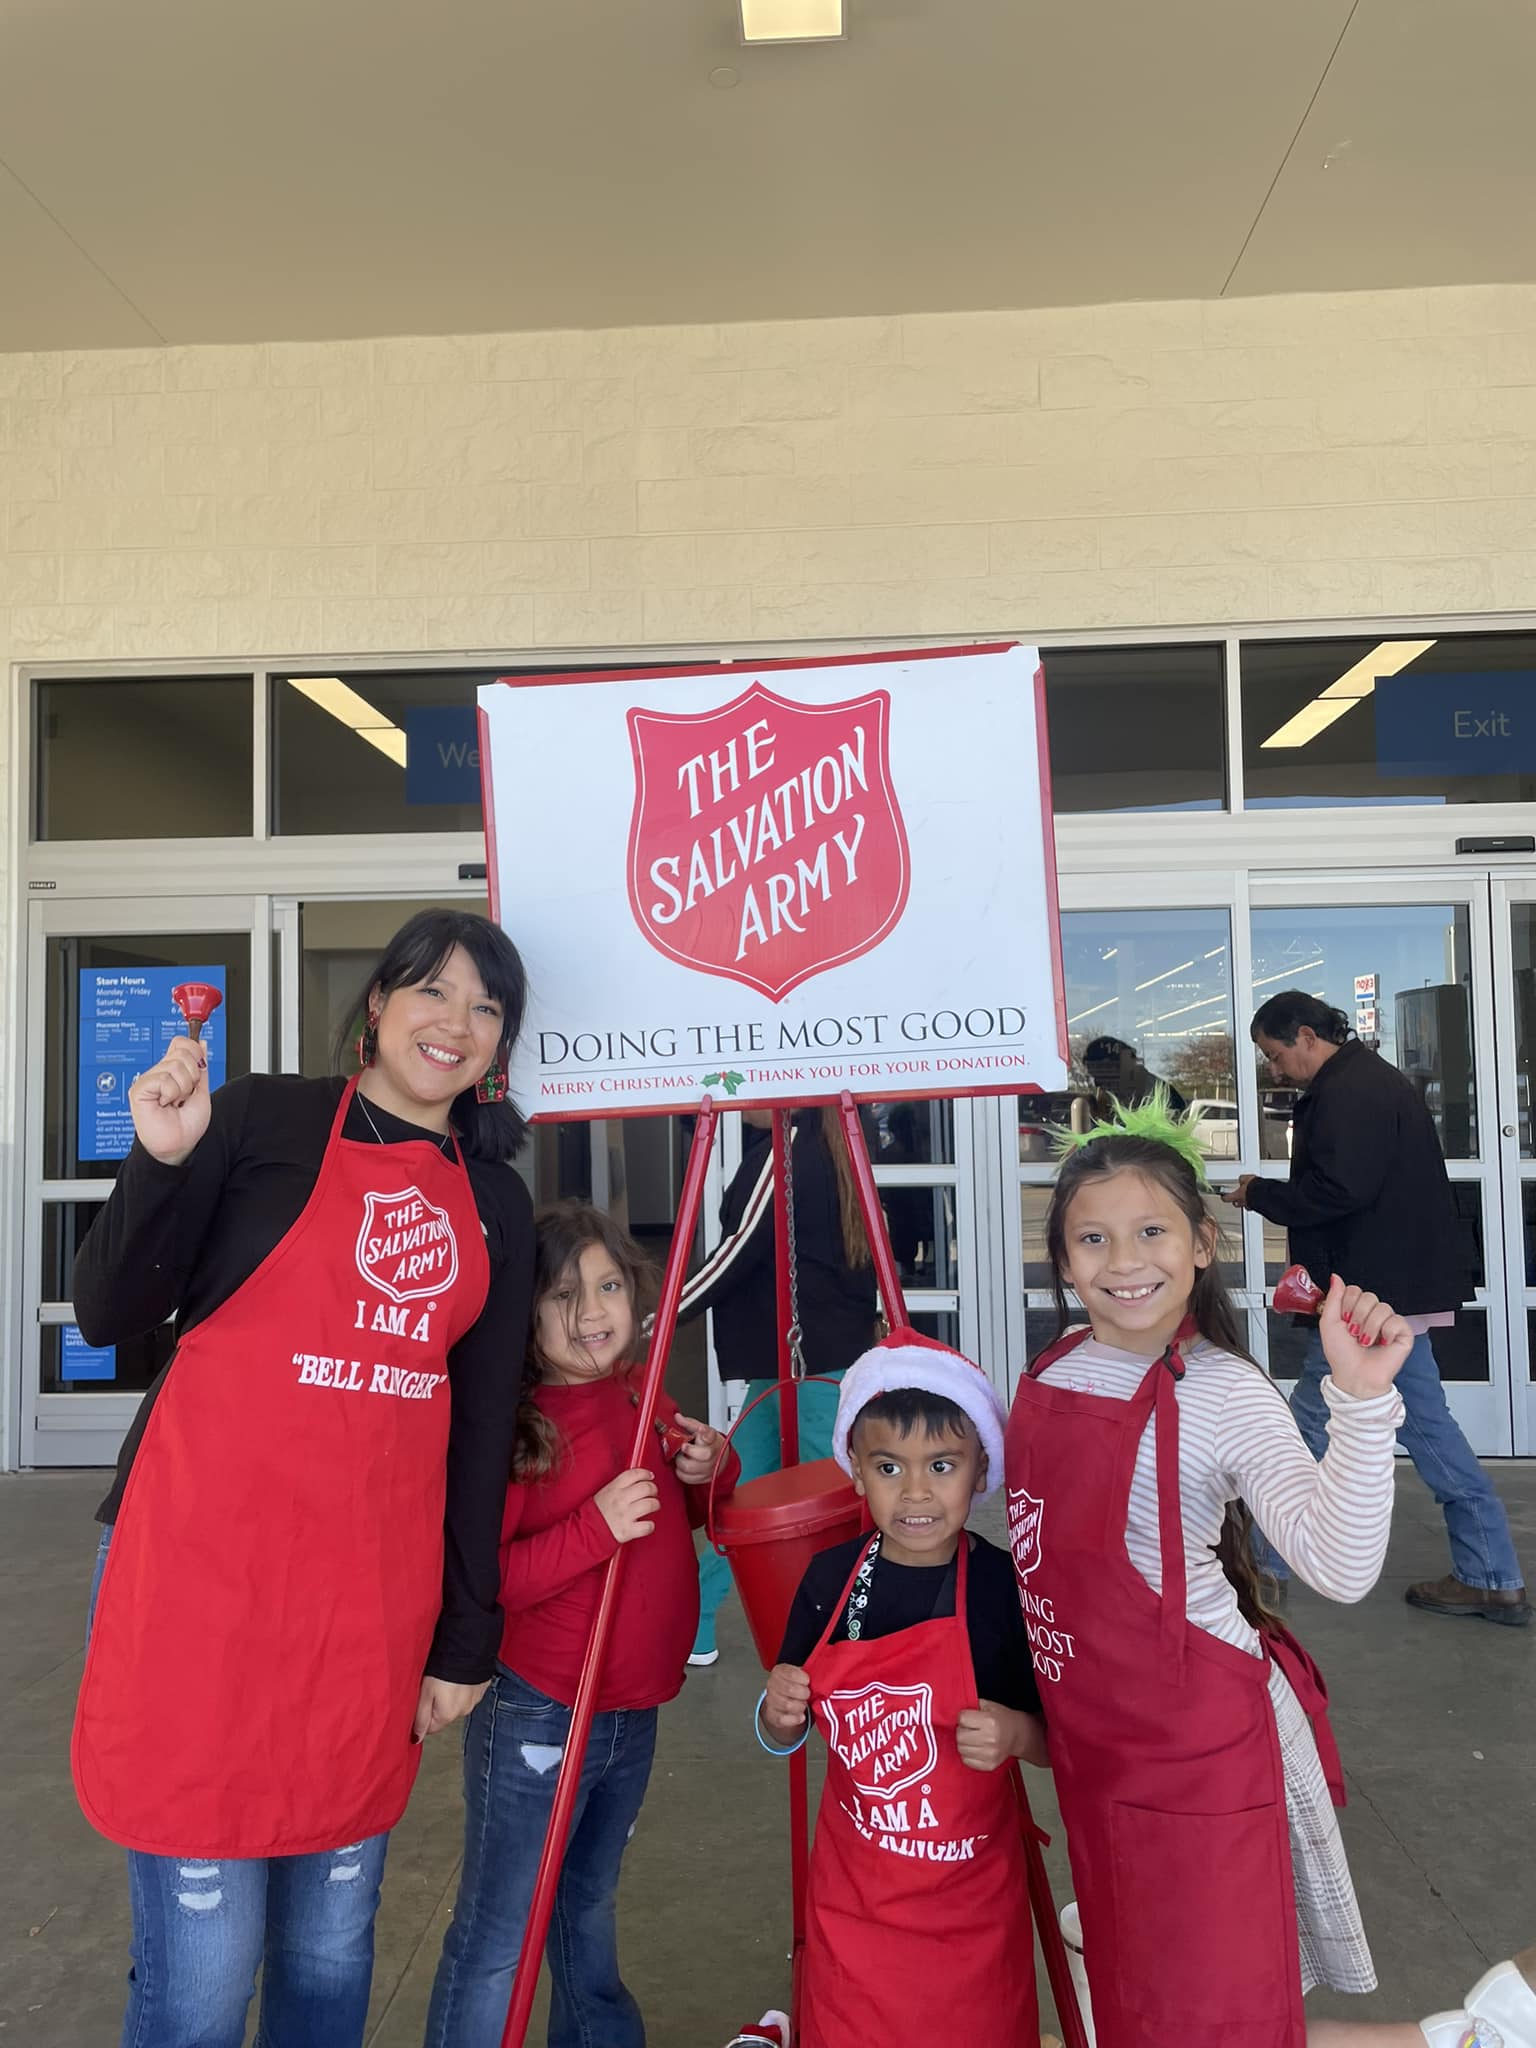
[360,943,505,1132]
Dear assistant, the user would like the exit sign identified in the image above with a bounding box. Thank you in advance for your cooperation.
[1376,673,1536,776]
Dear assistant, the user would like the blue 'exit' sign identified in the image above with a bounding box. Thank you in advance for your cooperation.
[1376,672,1536,776]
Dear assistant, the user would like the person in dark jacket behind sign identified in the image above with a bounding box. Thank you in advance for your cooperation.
[1226,990,1527,1626]
[676,1105,879,1664]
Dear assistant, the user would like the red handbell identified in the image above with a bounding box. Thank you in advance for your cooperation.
[1272,1262,1324,1315]
[172,981,223,1043]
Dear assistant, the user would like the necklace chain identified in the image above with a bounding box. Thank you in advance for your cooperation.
[355,1085,452,1158]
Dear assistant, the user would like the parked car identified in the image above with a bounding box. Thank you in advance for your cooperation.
[1187,1098,1239,1160]
[1018,1090,1086,1163]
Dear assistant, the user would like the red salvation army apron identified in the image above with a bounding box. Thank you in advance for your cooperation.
[1005,1325,1333,2048]
[800,1534,1039,2048]
[73,1077,490,1859]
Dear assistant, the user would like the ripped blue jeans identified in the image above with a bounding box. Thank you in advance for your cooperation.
[89,1526,389,2048]
[424,1666,657,2048]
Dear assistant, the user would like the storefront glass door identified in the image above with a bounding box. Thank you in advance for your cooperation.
[1248,873,1519,1456]
[1493,878,1536,1453]
[19,896,267,1468]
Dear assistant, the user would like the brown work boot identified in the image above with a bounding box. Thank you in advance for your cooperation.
[1406,1574,1532,1625]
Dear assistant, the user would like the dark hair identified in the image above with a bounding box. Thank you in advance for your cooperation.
[849,1387,972,1453]
[514,1202,659,1481]
[1250,991,1351,1049]
[334,909,529,1161]
[1043,1134,1280,1633]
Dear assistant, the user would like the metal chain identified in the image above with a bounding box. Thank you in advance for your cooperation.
[781,1113,807,1378]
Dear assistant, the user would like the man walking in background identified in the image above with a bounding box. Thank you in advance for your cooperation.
[1226,990,1528,1626]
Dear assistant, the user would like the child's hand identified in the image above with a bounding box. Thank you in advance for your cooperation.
[595,1468,660,1544]
[672,1414,724,1485]
[956,1701,1043,1773]
[762,1662,811,1740]
[1318,1275,1414,1400]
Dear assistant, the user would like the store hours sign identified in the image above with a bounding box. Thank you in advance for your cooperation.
[478,644,1067,1117]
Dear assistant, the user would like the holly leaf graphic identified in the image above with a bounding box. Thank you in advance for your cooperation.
[702,1072,723,1088]
[702,1071,746,1096]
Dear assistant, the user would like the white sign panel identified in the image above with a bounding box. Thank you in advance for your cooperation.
[479,644,1067,1118]
[1353,973,1378,1000]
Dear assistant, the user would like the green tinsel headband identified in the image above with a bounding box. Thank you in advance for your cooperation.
[1054,1084,1211,1189]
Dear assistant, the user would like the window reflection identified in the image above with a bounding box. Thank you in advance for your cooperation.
[36,676,254,840]
[1249,904,1478,1159]
[1042,644,1227,814]
[1241,632,1536,809]
[1050,909,1236,1161]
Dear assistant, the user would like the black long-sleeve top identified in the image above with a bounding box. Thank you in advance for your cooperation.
[1243,1039,1466,1316]
[677,1117,878,1381]
[777,1531,1041,1713]
[73,1072,535,1685]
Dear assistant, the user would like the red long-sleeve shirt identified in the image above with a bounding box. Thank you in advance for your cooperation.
[497,1368,739,1710]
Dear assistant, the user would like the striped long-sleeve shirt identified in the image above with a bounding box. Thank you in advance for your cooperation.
[1036,1335,1405,1656]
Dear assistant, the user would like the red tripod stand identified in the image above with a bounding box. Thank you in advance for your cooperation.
[497,1092,1087,2048]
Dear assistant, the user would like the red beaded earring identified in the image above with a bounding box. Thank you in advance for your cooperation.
[475,1059,508,1105]
[355,1014,379,1069]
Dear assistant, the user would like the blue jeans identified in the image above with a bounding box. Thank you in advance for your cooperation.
[1257,1331,1525,1591]
[424,1668,657,2048]
[89,1528,389,2048]
[695,1371,844,1655]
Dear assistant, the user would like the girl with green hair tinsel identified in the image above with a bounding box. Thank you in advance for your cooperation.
[1003,1090,1427,2048]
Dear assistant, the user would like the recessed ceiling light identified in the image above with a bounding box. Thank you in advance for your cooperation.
[740,0,844,43]
[288,676,408,767]
[1259,638,1437,749]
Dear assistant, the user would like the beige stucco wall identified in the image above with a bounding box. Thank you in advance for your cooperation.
[7,276,1536,1460]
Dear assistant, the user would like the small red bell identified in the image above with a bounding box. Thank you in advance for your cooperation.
[172,981,224,1044]
[1272,1263,1324,1315]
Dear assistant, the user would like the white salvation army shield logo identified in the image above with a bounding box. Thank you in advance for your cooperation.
[355,1187,460,1305]
[821,1680,937,1799]
[1007,1485,1045,1580]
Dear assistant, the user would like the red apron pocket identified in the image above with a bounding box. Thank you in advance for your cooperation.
[1107,1800,1293,2029]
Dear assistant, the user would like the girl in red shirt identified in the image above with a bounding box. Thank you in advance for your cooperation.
[425,1201,738,2048]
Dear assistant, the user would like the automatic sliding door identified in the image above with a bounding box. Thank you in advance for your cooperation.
[21,898,264,1468]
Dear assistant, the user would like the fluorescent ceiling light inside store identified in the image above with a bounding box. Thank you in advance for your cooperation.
[287,677,407,767]
[740,0,844,41]
[1259,639,1437,749]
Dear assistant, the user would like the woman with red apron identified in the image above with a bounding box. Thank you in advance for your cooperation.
[71,909,536,2048]
[799,1532,1040,2048]
[1006,1101,1411,2048]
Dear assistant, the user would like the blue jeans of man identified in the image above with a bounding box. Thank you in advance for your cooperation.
[424,1667,657,2048]
[89,1528,388,2048]
[693,1370,845,1656]
[1257,1331,1524,1591]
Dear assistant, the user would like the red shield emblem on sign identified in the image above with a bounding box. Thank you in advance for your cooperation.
[822,1680,937,1799]
[1008,1485,1045,1580]
[355,1187,460,1305]
[626,682,910,1001]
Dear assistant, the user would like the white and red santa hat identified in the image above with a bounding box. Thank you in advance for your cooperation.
[832,1327,1007,1496]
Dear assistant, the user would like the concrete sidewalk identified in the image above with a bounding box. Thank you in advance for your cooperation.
[2,1465,1532,2043]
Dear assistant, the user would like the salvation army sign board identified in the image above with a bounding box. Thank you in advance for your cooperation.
[478,644,1067,1118]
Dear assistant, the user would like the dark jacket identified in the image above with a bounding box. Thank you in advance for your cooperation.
[677,1114,878,1382]
[1245,1039,1465,1316]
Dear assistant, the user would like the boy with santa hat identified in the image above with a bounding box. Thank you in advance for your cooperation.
[740,1328,1046,2048]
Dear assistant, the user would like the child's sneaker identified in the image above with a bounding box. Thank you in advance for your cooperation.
[722,2011,791,2046]
[1420,1947,1536,2047]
